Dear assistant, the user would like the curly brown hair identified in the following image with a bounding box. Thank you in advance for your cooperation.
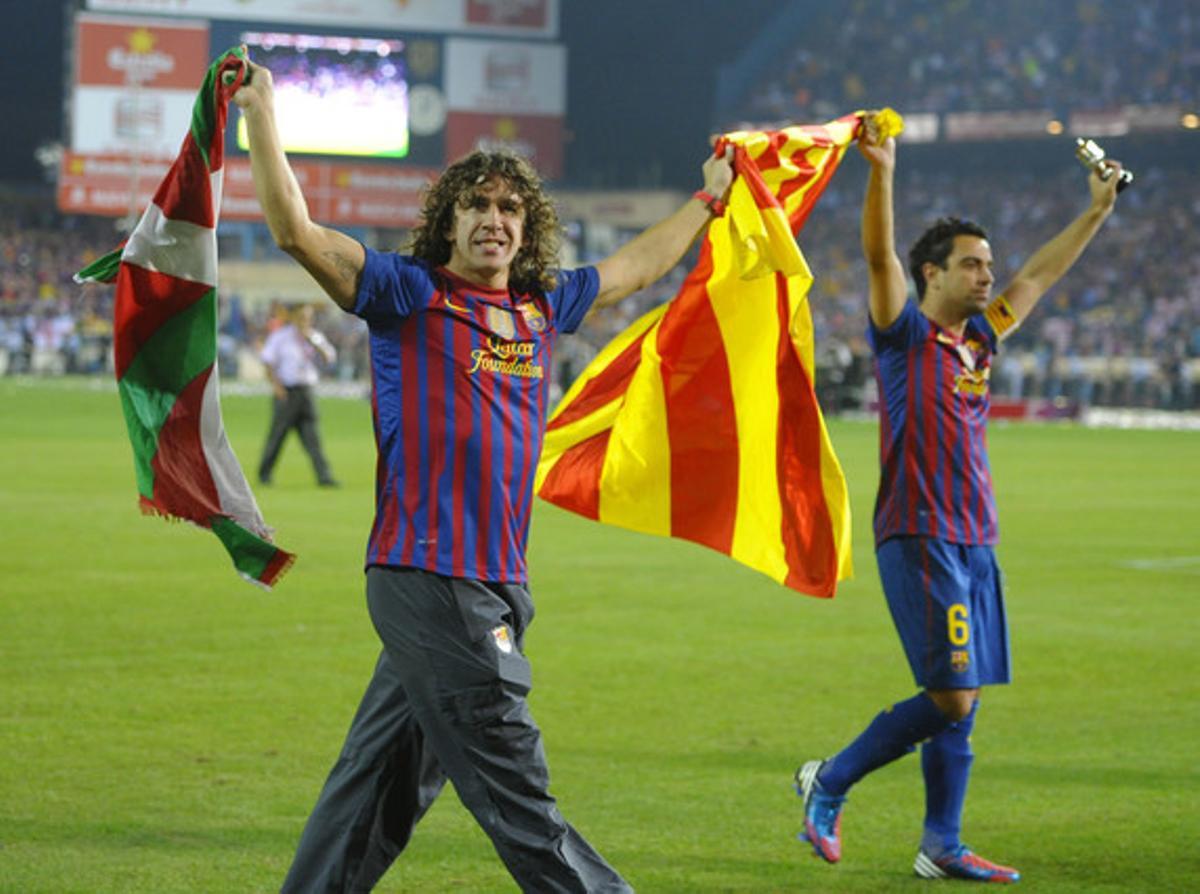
[407,150,561,293]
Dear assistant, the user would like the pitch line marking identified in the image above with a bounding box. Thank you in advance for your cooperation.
[1117,556,1200,573]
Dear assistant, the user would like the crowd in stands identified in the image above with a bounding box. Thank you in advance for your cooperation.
[0,199,371,385]
[734,0,1198,126]
[563,157,1200,413]
[0,207,113,376]
[800,159,1200,413]
[2,153,1198,412]
[6,1,1194,411]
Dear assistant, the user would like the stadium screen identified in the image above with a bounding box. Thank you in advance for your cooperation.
[235,31,409,159]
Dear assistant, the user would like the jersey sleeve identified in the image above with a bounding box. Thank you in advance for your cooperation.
[866,299,926,354]
[548,266,600,334]
[352,248,437,321]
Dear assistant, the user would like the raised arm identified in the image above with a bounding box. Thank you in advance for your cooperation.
[590,147,735,309]
[997,161,1121,323]
[233,59,365,311]
[857,123,908,330]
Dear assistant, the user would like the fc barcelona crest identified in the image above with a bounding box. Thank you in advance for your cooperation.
[951,650,970,673]
[518,302,547,333]
[486,306,516,340]
[491,624,514,655]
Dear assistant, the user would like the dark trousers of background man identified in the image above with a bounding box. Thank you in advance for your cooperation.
[258,384,336,486]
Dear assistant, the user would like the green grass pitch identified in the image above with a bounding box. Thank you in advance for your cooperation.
[1,377,1197,892]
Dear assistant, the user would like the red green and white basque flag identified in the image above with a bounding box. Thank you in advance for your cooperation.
[76,47,296,588]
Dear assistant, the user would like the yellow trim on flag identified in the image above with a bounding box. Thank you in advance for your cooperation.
[707,206,787,582]
[534,394,624,493]
[726,189,807,279]
[546,301,668,425]
[597,332,672,536]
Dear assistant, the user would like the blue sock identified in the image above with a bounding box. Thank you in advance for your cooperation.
[817,692,952,796]
[920,700,978,858]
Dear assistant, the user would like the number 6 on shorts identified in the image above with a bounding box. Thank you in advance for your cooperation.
[948,603,970,646]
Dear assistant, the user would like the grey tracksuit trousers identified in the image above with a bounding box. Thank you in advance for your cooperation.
[258,385,335,485]
[280,567,632,893]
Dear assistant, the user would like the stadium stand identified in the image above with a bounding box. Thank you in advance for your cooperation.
[567,158,1200,413]
[3,0,1196,413]
[717,0,1198,127]
[2,159,1198,412]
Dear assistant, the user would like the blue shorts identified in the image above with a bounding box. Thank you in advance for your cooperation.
[876,536,1011,689]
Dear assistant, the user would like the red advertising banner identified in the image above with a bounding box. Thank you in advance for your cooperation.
[466,0,553,30]
[73,15,211,158]
[58,152,441,228]
[76,14,210,88]
[444,111,563,178]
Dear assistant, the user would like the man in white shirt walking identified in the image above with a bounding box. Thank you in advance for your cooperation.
[258,303,339,487]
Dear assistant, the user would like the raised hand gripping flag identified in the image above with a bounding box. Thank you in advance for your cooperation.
[76,48,295,588]
[537,111,901,598]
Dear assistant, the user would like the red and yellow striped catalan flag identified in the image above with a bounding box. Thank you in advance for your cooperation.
[536,112,893,598]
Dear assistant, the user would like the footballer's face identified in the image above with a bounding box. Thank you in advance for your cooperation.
[444,176,526,288]
[924,235,995,318]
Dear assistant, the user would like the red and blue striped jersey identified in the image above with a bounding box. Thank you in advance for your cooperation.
[351,249,599,583]
[867,300,999,548]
